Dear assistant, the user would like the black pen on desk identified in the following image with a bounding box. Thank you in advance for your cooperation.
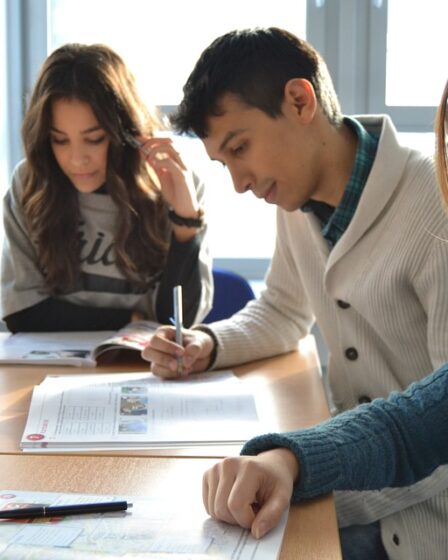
[173,285,184,375]
[0,500,132,520]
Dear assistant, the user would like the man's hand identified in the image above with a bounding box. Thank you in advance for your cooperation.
[203,448,299,539]
[142,326,215,378]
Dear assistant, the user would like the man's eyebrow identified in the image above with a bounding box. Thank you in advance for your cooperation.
[50,125,104,134]
[218,129,246,152]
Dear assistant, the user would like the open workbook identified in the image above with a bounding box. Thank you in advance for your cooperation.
[0,320,160,367]
[0,490,287,559]
[20,371,261,450]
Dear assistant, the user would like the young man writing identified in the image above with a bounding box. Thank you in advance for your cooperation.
[143,28,448,559]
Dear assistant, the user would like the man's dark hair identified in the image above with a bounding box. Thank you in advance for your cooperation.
[171,27,342,138]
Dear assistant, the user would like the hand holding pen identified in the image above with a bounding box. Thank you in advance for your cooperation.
[142,324,216,379]
[142,284,215,379]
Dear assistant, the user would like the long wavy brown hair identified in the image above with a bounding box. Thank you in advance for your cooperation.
[21,43,171,294]
[436,78,448,209]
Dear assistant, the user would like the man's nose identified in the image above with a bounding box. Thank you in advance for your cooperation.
[229,168,252,194]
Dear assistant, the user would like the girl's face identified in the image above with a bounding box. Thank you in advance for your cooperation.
[50,98,110,193]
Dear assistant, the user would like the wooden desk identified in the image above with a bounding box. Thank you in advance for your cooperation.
[0,453,341,559]
[0,337,342,558]
[0,336,330,457]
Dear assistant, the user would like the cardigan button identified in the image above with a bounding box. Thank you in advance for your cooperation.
[392,533,400,546]
[358,395,371,404]
[337,300,351,309]
[345,347,359,361]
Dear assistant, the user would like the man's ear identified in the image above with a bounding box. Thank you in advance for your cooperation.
[283,78,317,123]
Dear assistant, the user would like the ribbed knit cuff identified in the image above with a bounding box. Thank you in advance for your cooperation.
[191,324,219,370]
[241,430,342,501]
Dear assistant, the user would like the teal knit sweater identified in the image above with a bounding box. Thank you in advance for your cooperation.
[242,363,448,501]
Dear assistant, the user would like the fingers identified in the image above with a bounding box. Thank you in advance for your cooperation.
[203,457,256,529]
[137,136,199,216]
[139,137,186,170]
[251,490,290,539]
[202,453,294,539]
[142,327,212,378]
[141,327,183,378]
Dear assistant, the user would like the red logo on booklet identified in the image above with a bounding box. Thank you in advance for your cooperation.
[26,434,45,441]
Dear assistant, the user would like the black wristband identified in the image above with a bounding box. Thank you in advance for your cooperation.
[168,208,204,228]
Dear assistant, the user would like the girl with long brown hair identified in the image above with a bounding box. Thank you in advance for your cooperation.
[2,43,212,331]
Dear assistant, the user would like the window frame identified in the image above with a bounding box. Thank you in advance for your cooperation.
[7,0,441,169]
[3,0,440,280]
[307,0,438,131]
[5,0,48,174]
[365,0,438,132]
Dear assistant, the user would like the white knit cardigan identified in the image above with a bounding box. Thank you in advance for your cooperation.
[208,115,448,559]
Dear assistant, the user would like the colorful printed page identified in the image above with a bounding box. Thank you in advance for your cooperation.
[0,321,159,367]
[0,490,288,559]
[21,371,261,450]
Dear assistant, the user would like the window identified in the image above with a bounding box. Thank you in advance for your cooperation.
[386,0,447,108]
[1,0,9,260]
[47,0,307,273]
[366,0,447,132]
[0,2,8,189]
[4,0,444,277]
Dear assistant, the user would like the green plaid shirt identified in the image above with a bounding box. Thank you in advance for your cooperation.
[302,117,379,247]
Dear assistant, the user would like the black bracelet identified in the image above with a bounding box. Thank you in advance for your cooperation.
[168,208,204,228]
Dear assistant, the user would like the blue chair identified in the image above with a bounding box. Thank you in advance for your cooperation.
[203,267,255,323]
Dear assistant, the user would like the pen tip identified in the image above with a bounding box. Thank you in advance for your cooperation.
[127,503,133,508]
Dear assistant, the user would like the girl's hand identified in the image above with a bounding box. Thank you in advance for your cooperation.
[138,136,200,223]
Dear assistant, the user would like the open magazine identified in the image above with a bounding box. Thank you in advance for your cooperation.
[0,490,287,559]
[0,321,160,367]
[20,371,261,450]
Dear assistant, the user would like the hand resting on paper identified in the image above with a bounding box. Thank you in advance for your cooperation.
[203,448,299,539]
[142,325,214,378]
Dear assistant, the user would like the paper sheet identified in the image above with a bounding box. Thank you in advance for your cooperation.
[21,371,261,450]
[0,490,288,559]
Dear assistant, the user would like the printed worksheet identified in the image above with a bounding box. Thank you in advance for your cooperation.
[21,371,261,450]
[0,491,288,559]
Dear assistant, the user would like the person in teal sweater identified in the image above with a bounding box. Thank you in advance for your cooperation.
[202,77,448,541]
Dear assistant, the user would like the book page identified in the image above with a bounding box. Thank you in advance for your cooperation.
[93,320,160,357]
[0,490,287,559]
[21,372,260,450]
[0,322,159,367]
[0,332,115,367]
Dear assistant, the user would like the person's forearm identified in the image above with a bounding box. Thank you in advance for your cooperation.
[4,298,132,332]
[242,363,448,500]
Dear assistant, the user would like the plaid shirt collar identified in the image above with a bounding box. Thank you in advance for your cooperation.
[302,117,379,248]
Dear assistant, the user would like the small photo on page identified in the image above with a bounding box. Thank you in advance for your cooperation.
[119,396,148,416]
[118,418,148,434]
[121,385,146,395]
